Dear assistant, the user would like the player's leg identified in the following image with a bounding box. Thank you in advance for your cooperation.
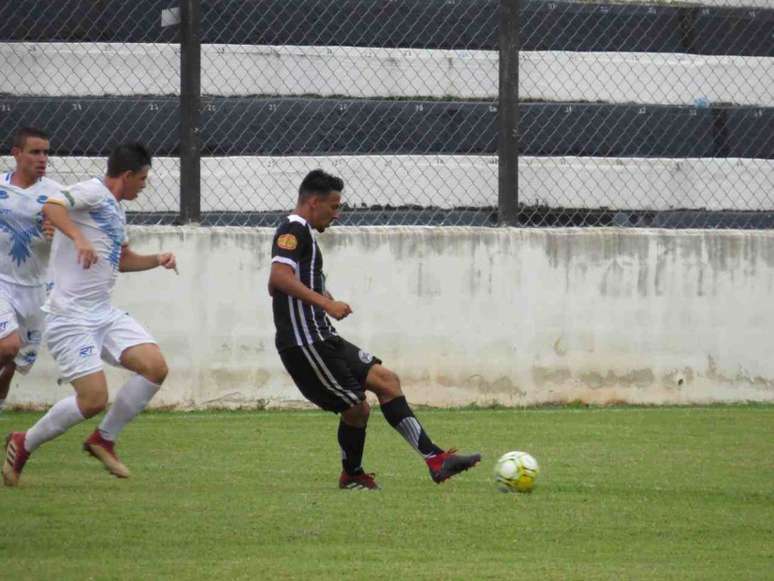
[365,363,444,457]
[90,315,165,460]
[362,357,482,484]
[0,299,22,411]
[339,400,372,487]
[3,302,45,413]
[0,362,16,412]
[279,341,378,490]
[3,370,106,486]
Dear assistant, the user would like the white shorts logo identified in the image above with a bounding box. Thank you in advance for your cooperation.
[358,350,374,364]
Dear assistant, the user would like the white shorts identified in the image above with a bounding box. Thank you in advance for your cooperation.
[0,280,46,374]
[45,308,157,384]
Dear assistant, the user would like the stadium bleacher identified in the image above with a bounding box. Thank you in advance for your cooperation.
[0,0,771,225]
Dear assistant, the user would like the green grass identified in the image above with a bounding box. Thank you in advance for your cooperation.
[1,406,772,580]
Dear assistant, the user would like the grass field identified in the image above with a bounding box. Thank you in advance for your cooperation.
[0,405,772,580]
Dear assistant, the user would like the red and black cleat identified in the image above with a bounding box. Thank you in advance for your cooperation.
[426,449,482,484]
[339,471,381,490]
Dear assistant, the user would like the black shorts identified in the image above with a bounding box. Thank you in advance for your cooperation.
[279,336,382,413]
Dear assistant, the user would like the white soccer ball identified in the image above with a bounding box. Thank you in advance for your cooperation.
[494,451,539,493]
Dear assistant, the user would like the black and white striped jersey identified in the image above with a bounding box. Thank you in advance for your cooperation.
[271,214,337,351]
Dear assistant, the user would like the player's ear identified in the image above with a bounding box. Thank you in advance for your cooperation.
[10,146,20,157]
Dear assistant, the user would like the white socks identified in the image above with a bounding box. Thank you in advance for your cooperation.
[25,395,85,452]
[98,374,160,441]
[23,375,160,452]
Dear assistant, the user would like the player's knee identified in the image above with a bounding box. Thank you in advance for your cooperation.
[0,334,21,364]
[139,356,168,385]
[383,369,403,397]
[79,392,108,418]
[343,400,370,426]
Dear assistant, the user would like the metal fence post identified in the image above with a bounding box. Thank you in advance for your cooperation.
[498,0,519,226]
[180,0,201,223]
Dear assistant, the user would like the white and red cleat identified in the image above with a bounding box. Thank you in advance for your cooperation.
[2,432,30,487]
[83,430,130,479]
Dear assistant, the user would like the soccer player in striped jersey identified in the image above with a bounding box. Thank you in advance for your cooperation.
[269,169,481,490]
[0,127,61,412]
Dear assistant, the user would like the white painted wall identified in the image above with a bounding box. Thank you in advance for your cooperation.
[7,226,774,409]
[2,43,771,105]
[4,155,771,212]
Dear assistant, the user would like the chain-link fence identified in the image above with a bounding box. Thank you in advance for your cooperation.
[0,0,771,228]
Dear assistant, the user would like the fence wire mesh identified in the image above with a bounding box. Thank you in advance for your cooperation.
[0,0,771,228]
[517,0,774,229]
[0,0,181,219]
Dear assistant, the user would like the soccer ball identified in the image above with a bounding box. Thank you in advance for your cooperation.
[494,451,539,493]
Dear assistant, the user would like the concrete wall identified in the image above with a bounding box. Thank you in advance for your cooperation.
[7,226,774,409]
[6,155,773,212]
[3,43,771,106]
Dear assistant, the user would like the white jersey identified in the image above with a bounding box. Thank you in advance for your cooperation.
[43,178,127,321]
[0,182,52,287]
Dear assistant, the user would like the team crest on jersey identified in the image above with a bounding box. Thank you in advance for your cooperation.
[36,195,48,204]
[277,233,298,250]
[0,190,7,199]
[358,350,374,364]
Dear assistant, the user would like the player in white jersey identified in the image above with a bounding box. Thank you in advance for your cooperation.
[2,143,177,487]
[0,127,61,412]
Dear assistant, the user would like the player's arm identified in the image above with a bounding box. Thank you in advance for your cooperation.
[42,201,97,268]
[269,263,352,320]
[119,245,177,273]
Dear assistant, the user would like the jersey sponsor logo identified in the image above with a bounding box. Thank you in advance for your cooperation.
[61,190,76,207]
[277,233,298,251]
[0,321,7,331]
[0,190,8,199]
[358,350,374,364]
[78,345,95,358]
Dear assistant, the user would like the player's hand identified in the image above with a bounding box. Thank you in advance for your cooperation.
[42,218,55,241]
[75,237,97,269]
[324,300,352,320]
[157,252,178,273]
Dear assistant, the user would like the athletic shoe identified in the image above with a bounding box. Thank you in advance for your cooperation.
[427,449,482,483]
[2,432,30,487]
[83,430,130,479]
[339,471,380,490]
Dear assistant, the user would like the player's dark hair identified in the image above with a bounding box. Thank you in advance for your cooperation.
[298,169,344,201]
[107,143,152,177]
[12,127,49,150]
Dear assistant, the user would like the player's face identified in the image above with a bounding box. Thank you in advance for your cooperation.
[12,137,49,179]
[121,166,150,200]
[312,191,342,232]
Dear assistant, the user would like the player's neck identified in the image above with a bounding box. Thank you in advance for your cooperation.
[10,171,37,189]
[293,206,313,224]
[102,176,125,201]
